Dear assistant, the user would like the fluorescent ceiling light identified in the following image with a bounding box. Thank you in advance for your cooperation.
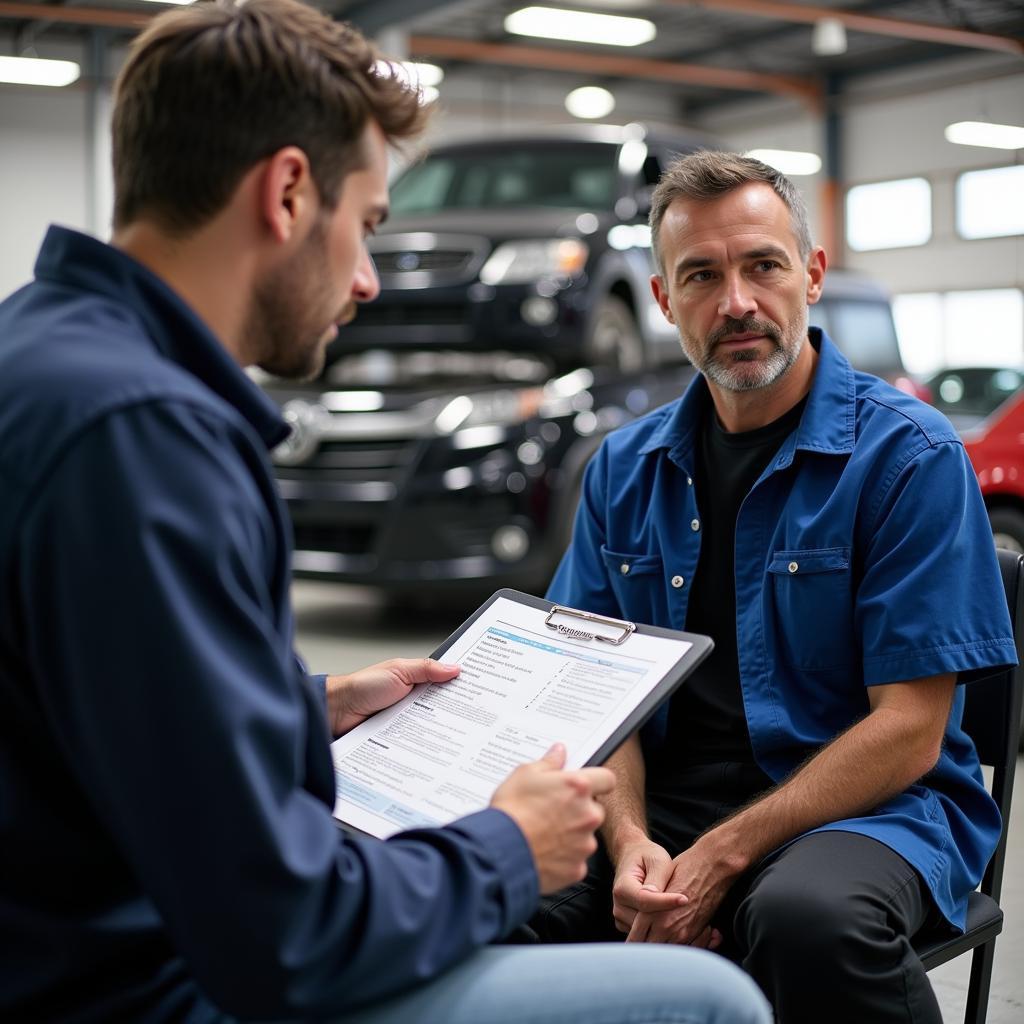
[944,121,1024,150]
[505,6,656,47]
[0,55,80,87]
[565,85,615,119]
[136,0,195,5]
[746,149,822,176]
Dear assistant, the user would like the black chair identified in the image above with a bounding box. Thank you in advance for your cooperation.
[912,548,1024,1024]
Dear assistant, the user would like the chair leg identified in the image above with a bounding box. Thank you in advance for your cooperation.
[963,939,997,1024]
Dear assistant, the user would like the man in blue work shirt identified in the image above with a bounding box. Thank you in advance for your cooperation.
[532,150,1016,1023]
[0,5,774,1023]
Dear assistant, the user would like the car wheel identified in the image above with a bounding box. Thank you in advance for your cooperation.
[586,295,645,372]
[988,507,1024,555]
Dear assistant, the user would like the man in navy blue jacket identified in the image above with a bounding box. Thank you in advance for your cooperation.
[0,2,772,1022]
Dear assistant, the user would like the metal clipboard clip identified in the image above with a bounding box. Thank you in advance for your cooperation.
[544,604,637,646]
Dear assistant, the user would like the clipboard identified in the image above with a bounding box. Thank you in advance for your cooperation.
[427,589,713,770]
[331,588,713,838]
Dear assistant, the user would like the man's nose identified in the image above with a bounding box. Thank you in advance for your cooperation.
[352,248,380,304]
[717,273,756,320]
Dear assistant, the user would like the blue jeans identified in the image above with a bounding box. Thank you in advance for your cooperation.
[345,943,772,1024]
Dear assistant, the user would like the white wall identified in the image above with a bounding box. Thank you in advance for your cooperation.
[704,54,1024,296]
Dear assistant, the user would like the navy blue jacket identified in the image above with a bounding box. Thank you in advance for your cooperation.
[0,227,537,1021]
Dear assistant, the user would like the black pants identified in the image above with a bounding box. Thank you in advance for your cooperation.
[532,775,946,1024]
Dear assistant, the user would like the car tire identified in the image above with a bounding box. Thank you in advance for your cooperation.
[585,295,645,372]
[988,507,1024,555]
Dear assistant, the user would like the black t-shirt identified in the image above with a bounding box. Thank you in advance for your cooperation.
[650,396,806,795]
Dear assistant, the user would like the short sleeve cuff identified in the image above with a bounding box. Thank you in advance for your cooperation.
[863,637,1018,686]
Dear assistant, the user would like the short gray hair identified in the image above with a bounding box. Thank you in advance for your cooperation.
[649,150,813,274]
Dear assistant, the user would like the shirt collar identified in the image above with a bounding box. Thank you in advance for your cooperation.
[34,225,289,449]
[637,327,856,461]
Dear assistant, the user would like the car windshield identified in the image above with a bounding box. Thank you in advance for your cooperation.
[389,143,620,213]
[809,298,903,376]
[927,368,1024,419]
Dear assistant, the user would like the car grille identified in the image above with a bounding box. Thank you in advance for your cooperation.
[374,249,475,275]
[351,303,469,327]
[278,438,416,477]
[292,523,376,555]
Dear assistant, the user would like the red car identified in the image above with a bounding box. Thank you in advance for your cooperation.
[926,367,1024,554]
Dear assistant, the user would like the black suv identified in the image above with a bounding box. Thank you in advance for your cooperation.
[261,130,911,597]
[331,124,705,374]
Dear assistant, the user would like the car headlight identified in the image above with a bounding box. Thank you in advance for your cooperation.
[435,388,546,437]
[478,239,589,286]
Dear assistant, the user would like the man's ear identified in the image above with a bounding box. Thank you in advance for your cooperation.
[650,274,675,325]
[805,246,827,306]
[260,146,315,244]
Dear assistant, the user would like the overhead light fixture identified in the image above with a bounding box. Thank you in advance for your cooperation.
[136,0,196,5]
[811,17,847,56]
[944,121,1024,150]
[0,55,80,87]
[565,85,615,119]
[746,149,822,176]
[505,6,656,47]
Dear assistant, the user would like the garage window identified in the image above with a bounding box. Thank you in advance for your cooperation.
[845,177,932,252]
[893,289,1024,374]
[956,165,1024,240]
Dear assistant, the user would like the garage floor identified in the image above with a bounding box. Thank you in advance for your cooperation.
[293,580,1024,1023]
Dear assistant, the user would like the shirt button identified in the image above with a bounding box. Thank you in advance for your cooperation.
[788,561,799,574]
[671,575,684,588]
[687,477,693,486]
[620,563,630,575]
[690,518,700,531]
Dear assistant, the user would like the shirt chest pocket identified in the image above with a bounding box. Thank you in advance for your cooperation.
[600,546,668,624]
[766,548,855,671]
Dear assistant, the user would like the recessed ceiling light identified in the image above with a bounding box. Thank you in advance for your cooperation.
[565,85,616,119]
[746,149,822,176]
[505,6,656,47]
[944,121,1024,150]
[0,56,80,87]
[811,17,847,56]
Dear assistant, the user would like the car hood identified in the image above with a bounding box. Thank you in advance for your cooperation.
[374,207,611,241]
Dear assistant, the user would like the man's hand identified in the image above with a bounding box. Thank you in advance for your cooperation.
[325,658,460,737]
[610,838,685,934]
[490,743,615,893]
[627,838,735,947]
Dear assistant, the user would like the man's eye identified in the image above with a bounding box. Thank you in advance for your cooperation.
[687,270,714,284]
[753,260,779,272]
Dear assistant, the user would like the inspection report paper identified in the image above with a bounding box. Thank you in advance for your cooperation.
[330,592,706,839]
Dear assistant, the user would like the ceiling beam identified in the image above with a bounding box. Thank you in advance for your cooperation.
[409,34,822,108]
[340,0,461,37]
[678,0,1024,57]
[0,2,148,29]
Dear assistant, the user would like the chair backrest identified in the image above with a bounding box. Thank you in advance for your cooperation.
[961,548,1024,903]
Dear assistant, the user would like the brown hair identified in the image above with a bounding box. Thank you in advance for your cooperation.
[111,0,429,232]
[649,150,813,273]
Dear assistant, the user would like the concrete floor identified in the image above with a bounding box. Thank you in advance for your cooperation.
[293,580,1024,1023]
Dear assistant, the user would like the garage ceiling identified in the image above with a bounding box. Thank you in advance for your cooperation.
[1,0,1022,112]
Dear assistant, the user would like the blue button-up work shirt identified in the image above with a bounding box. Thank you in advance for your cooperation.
[549,330,1016,931]
[0,228,537,1021]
